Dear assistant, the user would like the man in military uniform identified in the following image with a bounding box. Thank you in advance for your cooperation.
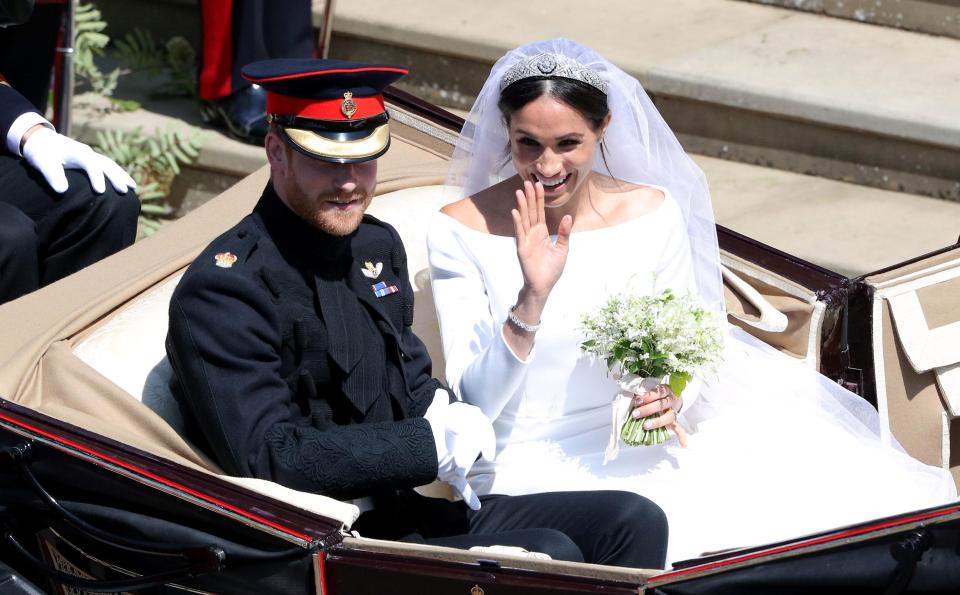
[166,58,669,568]
[0,0,140,304]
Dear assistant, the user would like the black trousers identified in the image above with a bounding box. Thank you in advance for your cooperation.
[0,154,140,304]
[353,490,669,569]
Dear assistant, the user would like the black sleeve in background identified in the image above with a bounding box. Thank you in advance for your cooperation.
[0,84,41,153]
[0,2,63,112]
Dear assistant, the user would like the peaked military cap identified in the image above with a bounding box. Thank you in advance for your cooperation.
[242,59,408,164]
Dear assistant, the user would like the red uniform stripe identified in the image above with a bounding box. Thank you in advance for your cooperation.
[243,66,409,84]
[267,93,385,121]
[199,0,234,101]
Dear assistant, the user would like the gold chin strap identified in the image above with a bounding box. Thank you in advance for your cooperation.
[284,123,390,160]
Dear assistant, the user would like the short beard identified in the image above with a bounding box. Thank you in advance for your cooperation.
[289,176,372,237]
[304,199,369,236]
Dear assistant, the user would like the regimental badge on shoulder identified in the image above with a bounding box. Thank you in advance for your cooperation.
[361,261,383,279]
[214,252,238,268]
[371,281,399,298]
[341,91,358,119]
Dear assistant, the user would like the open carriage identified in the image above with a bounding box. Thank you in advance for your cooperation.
[0,89,957,594]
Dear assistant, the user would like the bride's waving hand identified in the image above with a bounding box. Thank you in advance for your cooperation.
[506,179,572,358]
[512,179,572,298]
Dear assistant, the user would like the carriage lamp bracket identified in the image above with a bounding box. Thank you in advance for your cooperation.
[884,527,932,595]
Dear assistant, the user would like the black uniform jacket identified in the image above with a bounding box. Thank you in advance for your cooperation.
[0,75,40,151]
[166,184,443,502]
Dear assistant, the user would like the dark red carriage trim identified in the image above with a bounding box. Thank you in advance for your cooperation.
[0,410,316,543]
[648,504,960,585]
[316,550,329,595]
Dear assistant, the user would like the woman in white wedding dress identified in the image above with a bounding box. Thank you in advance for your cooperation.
[426,39,957,566]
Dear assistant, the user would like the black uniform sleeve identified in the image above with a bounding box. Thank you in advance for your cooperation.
[0,81,42,152]
[167,263,438,500]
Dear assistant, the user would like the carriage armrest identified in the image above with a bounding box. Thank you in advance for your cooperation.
[217,475,361,529]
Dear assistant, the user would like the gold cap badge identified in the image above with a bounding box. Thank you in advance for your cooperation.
[215,252,238,268]
[471,586,485,595]
[341,91,358,119]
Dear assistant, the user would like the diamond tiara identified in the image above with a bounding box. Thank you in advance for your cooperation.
[499,52,608,95]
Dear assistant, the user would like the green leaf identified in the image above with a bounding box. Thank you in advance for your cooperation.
[668,372,691,397]
[109,98,141,112]
[139,203,171,215]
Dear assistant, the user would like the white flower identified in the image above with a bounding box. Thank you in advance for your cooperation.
[580,288,723,380]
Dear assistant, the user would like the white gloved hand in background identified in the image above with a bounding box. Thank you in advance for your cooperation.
[424,389,496,510]
[20,127,137,195]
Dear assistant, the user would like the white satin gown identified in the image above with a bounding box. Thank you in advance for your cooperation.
[426,191,957,566]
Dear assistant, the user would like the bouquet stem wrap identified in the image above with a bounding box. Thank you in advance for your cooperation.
[606,375,663,463]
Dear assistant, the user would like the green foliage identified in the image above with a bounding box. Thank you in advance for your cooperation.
[74,3,203,236]
[116,28,198,98]
[95,127,203,236]
[74,3,122,97]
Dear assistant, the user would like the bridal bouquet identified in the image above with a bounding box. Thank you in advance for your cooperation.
[580,288,723,448]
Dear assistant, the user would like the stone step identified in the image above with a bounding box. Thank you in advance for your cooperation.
[89,0,960,202]
[65,1,960,276]
[741,0,960,40]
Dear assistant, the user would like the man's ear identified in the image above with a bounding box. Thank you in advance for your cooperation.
[265,130,287,172]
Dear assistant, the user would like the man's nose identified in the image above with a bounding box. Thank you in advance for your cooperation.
[332,164,360,192]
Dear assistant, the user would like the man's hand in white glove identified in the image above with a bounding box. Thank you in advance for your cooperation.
[423,390,496,511]
[20,125,137,195]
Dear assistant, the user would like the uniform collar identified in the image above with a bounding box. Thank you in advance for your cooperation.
[253,182,356,264]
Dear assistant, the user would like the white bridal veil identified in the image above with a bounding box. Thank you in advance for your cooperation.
[445,37,724,318]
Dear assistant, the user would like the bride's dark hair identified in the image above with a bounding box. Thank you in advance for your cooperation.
[498,77,609,130]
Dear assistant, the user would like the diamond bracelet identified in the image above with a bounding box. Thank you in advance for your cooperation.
[507,304,542,333]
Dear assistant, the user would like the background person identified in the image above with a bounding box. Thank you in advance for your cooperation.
[198,0,314,144]
[0,0,139,304]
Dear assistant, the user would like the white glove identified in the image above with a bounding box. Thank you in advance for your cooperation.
[21,127,137,195]
[423,390,496,510]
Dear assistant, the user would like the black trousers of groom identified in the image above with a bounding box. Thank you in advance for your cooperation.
[353,490,669,569]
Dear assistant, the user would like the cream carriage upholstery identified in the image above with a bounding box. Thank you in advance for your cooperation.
[866,246,960,485]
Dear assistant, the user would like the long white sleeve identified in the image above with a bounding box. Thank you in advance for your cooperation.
[427,214,533,421]
[649,198,706,415]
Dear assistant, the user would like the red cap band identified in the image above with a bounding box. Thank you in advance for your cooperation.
[266,93,386,121]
